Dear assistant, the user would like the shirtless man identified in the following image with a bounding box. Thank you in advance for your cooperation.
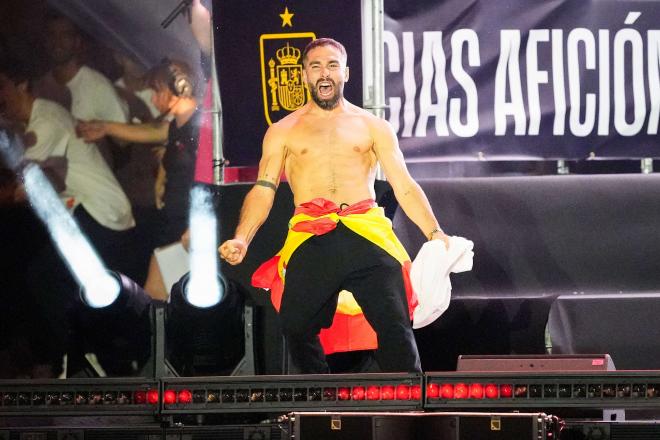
[219,38,449,374]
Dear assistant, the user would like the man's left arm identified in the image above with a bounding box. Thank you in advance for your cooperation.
[371,117,449,247]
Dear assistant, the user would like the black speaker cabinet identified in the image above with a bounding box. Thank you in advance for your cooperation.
[288,411,559,440]
[456,354,615,372]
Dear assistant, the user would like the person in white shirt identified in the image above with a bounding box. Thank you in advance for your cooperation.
[0,60,137,278]
[40,12,129,167]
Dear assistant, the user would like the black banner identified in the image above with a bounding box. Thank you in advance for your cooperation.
[214,1,363,167]
[384,0,660,160]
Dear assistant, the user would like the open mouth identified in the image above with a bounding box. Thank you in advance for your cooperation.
[317,80,334,98]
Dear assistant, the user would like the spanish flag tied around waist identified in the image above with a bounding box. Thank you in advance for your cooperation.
[251,198,416,354]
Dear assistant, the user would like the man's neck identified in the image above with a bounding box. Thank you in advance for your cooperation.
[52,60,82,85]
[172,98,198,127]
[308,98,349,117]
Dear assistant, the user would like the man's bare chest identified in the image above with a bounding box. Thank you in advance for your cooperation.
[286,122,373,156]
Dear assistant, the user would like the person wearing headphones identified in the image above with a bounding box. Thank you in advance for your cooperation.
[77,59,199,300]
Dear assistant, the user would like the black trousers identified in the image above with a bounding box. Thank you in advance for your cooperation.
[279,222,421,374]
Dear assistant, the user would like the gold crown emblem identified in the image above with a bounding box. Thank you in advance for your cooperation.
[276,43,301,65]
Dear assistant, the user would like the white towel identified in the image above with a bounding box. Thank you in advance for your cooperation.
[411,236,474,329]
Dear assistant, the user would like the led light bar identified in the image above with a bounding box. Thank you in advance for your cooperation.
[5,371,660,417]
[424,371,660,409]
[0,379,159,416]
[161,373,423,413]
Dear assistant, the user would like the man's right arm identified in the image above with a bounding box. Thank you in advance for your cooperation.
[219,123,286,265]
[77,120,169,145]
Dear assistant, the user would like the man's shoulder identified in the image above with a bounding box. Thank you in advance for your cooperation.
[352,103,381,119]
[345,104,390,132]
[73,66,115,89]
[30,98,73,127]
[269,109,304,135]
[277,106,306,125]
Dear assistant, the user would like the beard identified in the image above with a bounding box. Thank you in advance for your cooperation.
[308,79,343,110]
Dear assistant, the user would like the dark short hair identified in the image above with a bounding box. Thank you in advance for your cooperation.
[302,38,347,67]
[146,58,196,97]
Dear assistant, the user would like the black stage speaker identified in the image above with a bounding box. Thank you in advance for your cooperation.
[289,412,559,440]
[456,354,615,372]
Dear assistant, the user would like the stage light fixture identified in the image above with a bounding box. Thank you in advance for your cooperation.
[166,273,246,376]
[177,390,193,404]
[134,391,147,404]
[176,271,228,309]
[68,271,163,377]
[381,385,395,400]
[396,384,411,400]
[440,383,455,399]
[147,390,160,405]
[351,386,366,400]
[367,385,380,400]
[411,385,422,400]
[163,390,177,405]
[454,383,469,399]
[485,384,499,399]
[265,389,278,402]
[500,384,513,398]
[426,383,440,399]
[469,383,484,399]
[79,271,155,312]
[160,374,424,413]
[0,381,160,416]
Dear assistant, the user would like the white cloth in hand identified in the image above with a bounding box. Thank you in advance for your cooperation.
[411,236,474,329]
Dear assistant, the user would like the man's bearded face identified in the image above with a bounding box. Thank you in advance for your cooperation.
[303,45,348,111]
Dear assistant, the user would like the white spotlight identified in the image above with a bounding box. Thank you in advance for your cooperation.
[22,163,120,307]
[1,130,119,307]
[185,185,223,308]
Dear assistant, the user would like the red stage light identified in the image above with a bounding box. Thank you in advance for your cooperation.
[500,384,513,398]
[514,385,528,397]
[381,385,395,400]
[440,383,455,399]
[411,384,422,400]
[134,391,147,404]
[469,383,484,399]
[147,389,159,405]
[366,386,380,400]
[177,389,193,404]
[163,390,176,405]
[351,386,366,400]
[454,383,468,399]
[337,387,351,400]
[485,384,498,399]
[427,383,440,399]
[396,384,411,400]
